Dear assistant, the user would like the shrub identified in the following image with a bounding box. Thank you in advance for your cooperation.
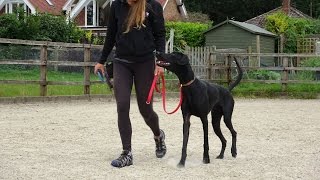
[165,21,210,50]
[265,12,320,53]
[247,70,281,80]
[0,14,20,39]
[0,11,85,43]
[265,12,289,34]
[296,58,320,80]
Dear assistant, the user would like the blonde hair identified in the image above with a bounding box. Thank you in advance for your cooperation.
[124,0,146,33]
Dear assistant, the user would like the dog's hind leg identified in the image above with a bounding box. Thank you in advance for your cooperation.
[178,113,191,167]
[201,116,210,164]
[223,108,237,158]
[211,107,226,159]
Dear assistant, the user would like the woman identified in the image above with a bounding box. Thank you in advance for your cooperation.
[94,0,166,168]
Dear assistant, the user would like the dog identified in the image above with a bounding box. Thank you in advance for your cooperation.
[155,51,243,167]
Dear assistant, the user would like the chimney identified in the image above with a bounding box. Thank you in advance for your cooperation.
[282,0,291,14]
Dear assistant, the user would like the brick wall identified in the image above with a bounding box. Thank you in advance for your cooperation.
[75,9,85,26]
[163,0,182,21]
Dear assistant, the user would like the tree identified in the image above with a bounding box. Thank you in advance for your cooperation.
[292,0,320,18]
[184,0,320,25]
[185,0,282,24]
[0,10,85,43]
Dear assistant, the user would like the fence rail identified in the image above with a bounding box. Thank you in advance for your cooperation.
[1,38,320,97]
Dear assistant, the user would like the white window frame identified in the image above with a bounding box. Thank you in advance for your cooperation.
[45,0,53,6]
[84,0,97,27]
[4,0,29,14]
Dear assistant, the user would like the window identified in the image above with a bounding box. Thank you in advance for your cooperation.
[85,0,98,27]
[4,1,31,14]
[5,3,9,13]
[86,1,94,26]
[12,3,18,13]
[25,4,31,15]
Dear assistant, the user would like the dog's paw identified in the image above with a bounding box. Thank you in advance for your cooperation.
[232,152,237,158]
[231,147,237,158]
[177,161,185,168]
[216,154,224,159]
[203,157,210,164]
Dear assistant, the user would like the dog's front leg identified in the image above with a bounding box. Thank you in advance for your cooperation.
[178,113,191,167]
[201,116,210,164]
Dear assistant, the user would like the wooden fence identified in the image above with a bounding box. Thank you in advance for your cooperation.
[1,38,320,97]
[185,46,320,91]
[0,38,102,96]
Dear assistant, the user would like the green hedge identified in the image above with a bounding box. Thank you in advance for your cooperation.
[165,21,210,50]
[0,9,85,43]
[265,12,320,53]
[0,11,211,48]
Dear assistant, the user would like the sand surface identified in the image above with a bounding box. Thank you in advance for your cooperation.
[0,98,319,179]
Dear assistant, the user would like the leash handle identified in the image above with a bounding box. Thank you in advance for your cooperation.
[97,69,113,89]
[97,69,105,82]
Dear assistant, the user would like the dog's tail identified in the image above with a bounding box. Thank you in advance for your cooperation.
[228,57,243,91]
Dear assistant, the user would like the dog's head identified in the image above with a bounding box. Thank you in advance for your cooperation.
[155,51,195,85]
[155,51,190,74]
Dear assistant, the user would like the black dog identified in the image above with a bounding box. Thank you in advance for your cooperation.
[155,52,243,167]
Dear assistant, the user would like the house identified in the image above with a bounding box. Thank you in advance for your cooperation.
[0,0,65,16]
[0,0,188,29]
[245,0,311,28]
[203,19,277,66]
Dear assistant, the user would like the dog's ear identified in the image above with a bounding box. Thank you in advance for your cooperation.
[172,52,189,65]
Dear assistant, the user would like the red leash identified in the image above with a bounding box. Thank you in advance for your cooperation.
[146,74,183,114]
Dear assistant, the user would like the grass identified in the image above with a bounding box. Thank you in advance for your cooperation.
[0,67,111,97]
[0,68,319,98]
[231,82,320,99]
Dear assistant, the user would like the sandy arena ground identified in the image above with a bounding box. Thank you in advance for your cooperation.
[0,98,319,180]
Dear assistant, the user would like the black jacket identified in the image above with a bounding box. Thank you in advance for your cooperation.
[98,0,166,64]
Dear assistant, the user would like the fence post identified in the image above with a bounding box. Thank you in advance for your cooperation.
[256,35,261,67]
[248,46,253,67]
[84,45,91,95]
[207,46,216,81]
[279,34,285,66]
[40,45,48,96]
[169,29,174,53]
[281,57,289,92]
[207,48,211,80]
[226,55,232,85]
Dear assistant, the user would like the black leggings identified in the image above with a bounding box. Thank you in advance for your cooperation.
[113,59,160,151]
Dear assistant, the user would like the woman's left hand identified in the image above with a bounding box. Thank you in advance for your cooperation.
[154,65,164,75]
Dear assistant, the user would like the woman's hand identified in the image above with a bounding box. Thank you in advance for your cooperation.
[154,65,164,75]
[94,63,105,74]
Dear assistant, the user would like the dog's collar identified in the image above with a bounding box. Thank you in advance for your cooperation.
[181,77,196,87]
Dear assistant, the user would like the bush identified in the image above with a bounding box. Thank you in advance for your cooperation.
[265,12,320,53]
[247,70,281,80]
[0,14,20,39]
[296,58,320,80]
[0,10,85,43]
[165,21,210,50]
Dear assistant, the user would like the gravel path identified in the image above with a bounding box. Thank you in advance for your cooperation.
[0,98,319,179]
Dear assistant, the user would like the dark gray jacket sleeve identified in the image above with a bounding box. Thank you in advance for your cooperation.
[151,1,166,53]
[98,2,117,64]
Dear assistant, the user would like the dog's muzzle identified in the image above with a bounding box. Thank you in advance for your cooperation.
[156,61,170,66]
